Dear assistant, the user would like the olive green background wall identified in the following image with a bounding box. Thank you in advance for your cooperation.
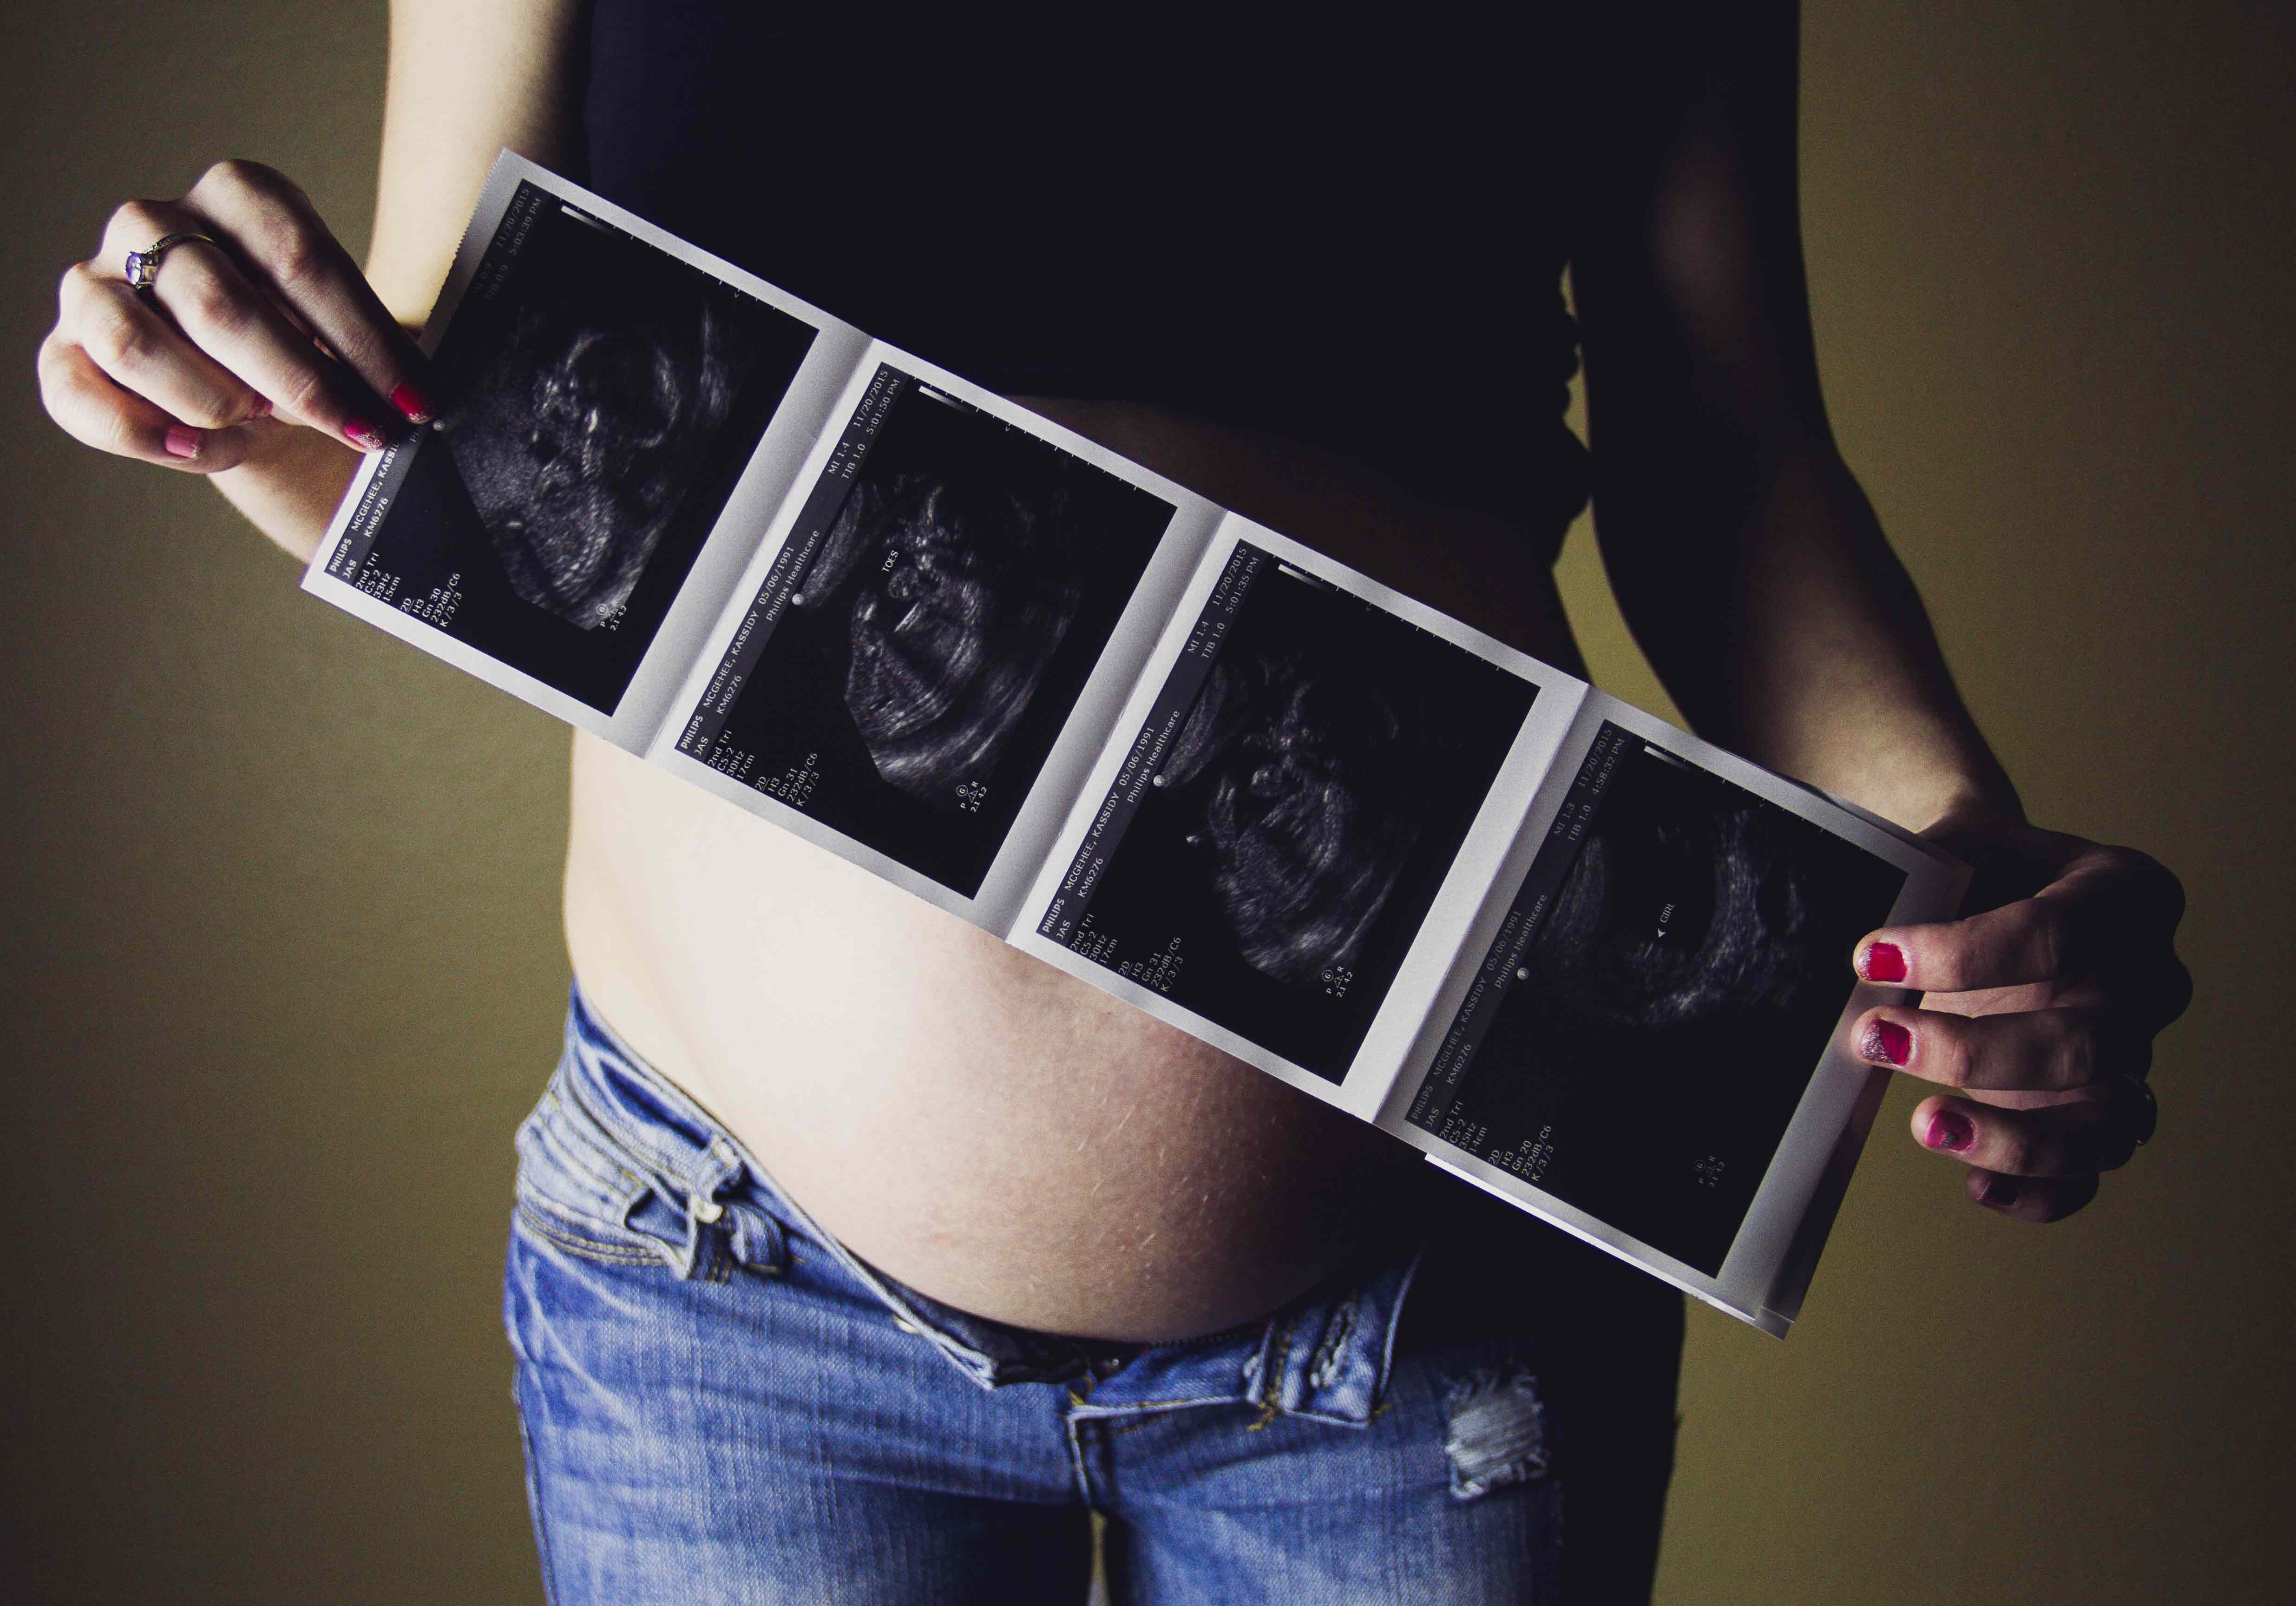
[4,3,2288,1600]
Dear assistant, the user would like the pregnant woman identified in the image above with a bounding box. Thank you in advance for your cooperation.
[36,4,2187,1601]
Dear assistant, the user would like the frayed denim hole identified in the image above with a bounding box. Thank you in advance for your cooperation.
[1443,1362,1551,1501]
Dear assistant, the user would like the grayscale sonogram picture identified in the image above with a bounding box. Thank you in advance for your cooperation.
[335,184,815,713]
[684,370,1172,898]
[1045,551,1537,1079]
[1521,788,1837,1044]
[1412,728,1908,1272]
[790,469,1085,800]
[1156,648,1427,988]
[440,298,760,630]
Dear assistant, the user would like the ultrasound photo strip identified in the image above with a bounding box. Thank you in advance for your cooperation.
[303,151,1969,1335]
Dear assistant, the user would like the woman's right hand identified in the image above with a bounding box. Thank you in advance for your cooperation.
[37,159,434,480]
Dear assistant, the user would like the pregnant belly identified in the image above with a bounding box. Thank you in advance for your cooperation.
[566,739,1422,1339]
[563,400,1586,1341]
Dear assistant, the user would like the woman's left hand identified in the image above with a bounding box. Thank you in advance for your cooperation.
[1848,815,2191,1222]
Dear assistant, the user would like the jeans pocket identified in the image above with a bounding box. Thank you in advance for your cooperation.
[513,1085,674,1270]
[512,1046,790,1284]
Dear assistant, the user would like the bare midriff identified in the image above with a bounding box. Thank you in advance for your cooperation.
[564,399,1590,1342]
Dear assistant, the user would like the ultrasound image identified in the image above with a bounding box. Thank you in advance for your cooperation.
[1519,782,1848,1040]
[341,185,816,712]
[791,464,1084,800]
[1158,647,1435,987]
[1053,557,1537,1080]
[700,377,1171,897]
[1413,729,1907,1274]
[442,298,756,629]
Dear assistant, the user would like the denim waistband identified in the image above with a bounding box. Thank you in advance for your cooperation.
[539,981,1423,1425]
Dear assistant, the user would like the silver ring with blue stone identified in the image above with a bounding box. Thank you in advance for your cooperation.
[124,231,218,292]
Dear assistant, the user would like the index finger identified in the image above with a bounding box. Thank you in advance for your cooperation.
[1854,845,2180,993]
[183,160,436,422]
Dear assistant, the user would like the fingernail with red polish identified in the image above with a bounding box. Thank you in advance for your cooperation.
[1861,942,1908,983]
[1859,1019,1912,1066]
[246,397,272,421]
[1980,1174,2020,1208]
[343,419,387,452]
[1926,1108,1976,1152]
[389,382,434,424]
[164,426,200,459]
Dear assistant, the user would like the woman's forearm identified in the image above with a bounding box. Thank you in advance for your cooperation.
[1596,434,2020,834]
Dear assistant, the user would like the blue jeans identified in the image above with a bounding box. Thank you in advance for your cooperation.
[505,986,1681,1604]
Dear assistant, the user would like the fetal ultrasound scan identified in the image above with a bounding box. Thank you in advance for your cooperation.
[442,296,752,631]
[693,374,1172,897]
[339,184,816,711]
[1414,726,1908,1274]
[1048,551,1538,1080]
[1156,645,1442,989]
[791,462,1088,801]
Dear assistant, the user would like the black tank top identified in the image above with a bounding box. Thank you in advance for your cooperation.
[580,7,1617,558]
